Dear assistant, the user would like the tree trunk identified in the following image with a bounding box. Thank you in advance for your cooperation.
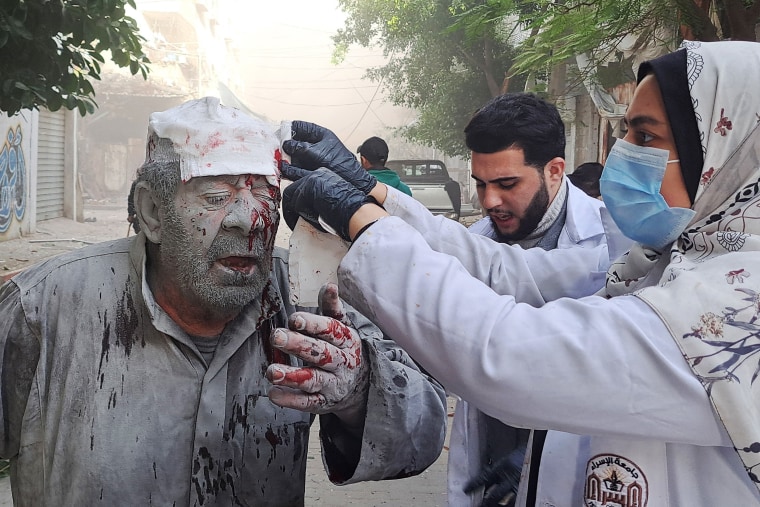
[482,38,502,98]
[676,0,720,41]
[723,0,760,41]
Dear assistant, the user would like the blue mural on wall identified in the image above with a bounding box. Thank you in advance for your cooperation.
[0,125,27,233]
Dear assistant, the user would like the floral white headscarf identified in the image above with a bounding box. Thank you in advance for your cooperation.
[605,40,760,490]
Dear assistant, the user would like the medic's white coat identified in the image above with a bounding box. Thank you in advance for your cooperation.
[339,188,760,507]
[449,180,611,507]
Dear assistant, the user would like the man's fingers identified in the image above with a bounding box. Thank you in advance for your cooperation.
[268,385,327,412]
[288,313,354,348]
[272,328,343,370]
[318,283,348,324]
[266,364,331,392]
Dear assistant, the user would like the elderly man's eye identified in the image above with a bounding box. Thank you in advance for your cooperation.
[205,194,229,206]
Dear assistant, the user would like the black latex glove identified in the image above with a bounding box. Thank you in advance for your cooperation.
[281,161,316,230]
[282,120,377,194]
[463,447,526,507]
[281,161,312,184]
[282,167,376,242]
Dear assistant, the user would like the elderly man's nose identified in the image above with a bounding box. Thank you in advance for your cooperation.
[222,195,260,232]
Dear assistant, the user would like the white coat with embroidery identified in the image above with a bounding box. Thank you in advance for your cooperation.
[338,187,760,507]
[449,179,611,507]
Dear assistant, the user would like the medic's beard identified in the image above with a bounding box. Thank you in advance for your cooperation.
[490,179,550,242]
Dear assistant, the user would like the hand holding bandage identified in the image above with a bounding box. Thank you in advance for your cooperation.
[282,166,376,241]
[282,120,377,194]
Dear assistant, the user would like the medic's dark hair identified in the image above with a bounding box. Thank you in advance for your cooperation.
[464,93,565,170]
[637,49,703,204]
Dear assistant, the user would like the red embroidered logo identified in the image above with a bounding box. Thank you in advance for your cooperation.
[701,167,715,186]
[714,108,733,136]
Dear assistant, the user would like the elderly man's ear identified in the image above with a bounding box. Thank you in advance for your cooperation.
[133,182,163,244]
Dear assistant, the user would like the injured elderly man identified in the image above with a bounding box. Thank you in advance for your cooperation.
[0,97,446,507]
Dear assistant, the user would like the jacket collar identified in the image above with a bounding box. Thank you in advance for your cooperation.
[563,178,607,243]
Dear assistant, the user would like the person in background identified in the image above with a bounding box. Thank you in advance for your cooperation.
[567,161,604,199]
[0,97,446,506]
[454,92,609,507]
[357,136,413,196]
[444,177,463,219]
[279,40,760,506]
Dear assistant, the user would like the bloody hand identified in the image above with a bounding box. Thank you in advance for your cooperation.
[266,284,369,426]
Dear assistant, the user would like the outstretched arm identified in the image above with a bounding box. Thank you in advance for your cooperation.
[280,119,613,303]
[337,217,729,446]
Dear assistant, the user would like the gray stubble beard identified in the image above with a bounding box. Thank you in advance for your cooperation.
[159,204,273,313]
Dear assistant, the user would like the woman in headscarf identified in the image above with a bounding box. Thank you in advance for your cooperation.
[279,40,760,505]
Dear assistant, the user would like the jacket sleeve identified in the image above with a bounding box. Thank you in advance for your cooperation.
[0,280,41,458]
[318,301,447,484]
[382,186,612,303]
[338,217,731,447]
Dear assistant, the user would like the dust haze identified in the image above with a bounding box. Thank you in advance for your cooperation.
[232,0,416,153]
[76,0,443,203]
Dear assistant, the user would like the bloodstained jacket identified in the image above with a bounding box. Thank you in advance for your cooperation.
[0,233,446,506]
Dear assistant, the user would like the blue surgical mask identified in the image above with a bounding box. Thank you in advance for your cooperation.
[600,139,696,250]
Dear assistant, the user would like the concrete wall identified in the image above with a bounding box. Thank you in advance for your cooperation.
[571,92,602,170]
[557,88,602,174]
[0,110,37,240]
[63,110,81,222]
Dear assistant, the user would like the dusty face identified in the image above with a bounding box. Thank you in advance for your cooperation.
[621,74,690,208]
[472,147,563,241]
[159,174,281,311]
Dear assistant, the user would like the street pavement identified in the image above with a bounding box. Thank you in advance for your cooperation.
[0,199,454,506]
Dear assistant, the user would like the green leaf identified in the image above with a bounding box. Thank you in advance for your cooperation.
[335,0,523,157]
[46,93,63,112]
[0,0,150,116]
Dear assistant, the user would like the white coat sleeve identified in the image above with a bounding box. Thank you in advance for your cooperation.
[382,187,611,302]
[338,217,731,447]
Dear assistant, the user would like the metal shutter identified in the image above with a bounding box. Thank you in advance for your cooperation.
[37,109,66,220]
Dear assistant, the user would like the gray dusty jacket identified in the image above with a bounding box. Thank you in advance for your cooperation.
[0,233,446,507]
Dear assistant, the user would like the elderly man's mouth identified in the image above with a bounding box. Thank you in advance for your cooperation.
[217,256,258,274]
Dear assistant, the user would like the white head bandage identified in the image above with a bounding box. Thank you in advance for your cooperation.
[144,96,291,187]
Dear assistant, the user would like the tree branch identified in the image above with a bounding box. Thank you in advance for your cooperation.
[673,0,720,41]
[723,0,760,41]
